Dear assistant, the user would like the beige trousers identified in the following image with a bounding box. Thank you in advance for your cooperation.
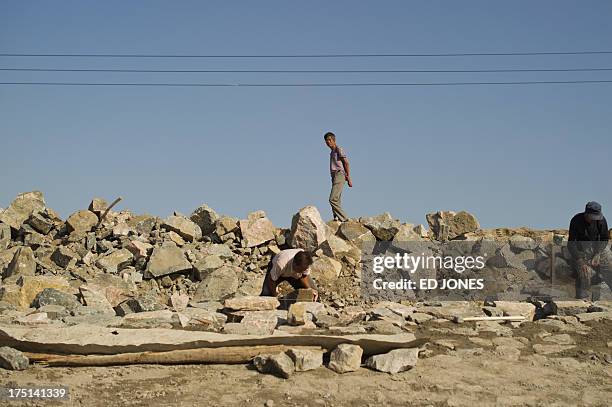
[329,171,348,222]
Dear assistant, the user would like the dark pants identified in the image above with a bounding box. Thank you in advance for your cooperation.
[573,250,612,300]
[259,262,319,297]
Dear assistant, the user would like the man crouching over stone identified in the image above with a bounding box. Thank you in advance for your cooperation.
[568,201,612,300]
[259,248,319,301]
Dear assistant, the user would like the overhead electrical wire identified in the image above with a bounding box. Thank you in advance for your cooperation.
[1,67,612,73]
[1,50,612,58]
[1,80,611,87]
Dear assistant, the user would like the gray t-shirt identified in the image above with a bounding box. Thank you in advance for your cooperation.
[330,146,347,176]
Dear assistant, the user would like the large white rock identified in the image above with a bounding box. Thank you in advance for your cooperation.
[145,242,192,278]
[328,344,363,373]
[290,206,327,252]
[66,210,98,234]
[359,213,401,241]
[162,215,202,242]
[190,204,219,236]
[239,211,275,248]
[0,191,46,230]
[365,348,419,374]
[224,296,280,311]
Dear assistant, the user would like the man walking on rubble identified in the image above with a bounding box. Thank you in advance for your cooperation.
[324,132,352,222]
[568,201,612,300]
[259,248,319,301]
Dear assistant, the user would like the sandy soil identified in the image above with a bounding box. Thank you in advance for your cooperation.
[2,320,611,407]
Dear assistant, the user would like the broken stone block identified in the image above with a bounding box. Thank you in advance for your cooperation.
[166,231,185,246]
[112,222,134,237]
[27,211,56,235]
[51,246,79,268]
[0,191,46,231]
[192,265,240,302]
[162,215,202,242]
[319,234,361,262]
[192,255,225,281]
[224,296,280,311]
[365,348,418,374]
[493,301,536,321]
[32,288,82,311]
[392,224,425,243]
[37,304,69,319]
[125,239,153,259]
[222,310,277,335]
[0,222,11,249]
[145,242,192,278]
[308,256,342,286]
[407,313,435,324]
[509,235,538,251]
[66,209,98,233]
[214,216,238,237]
[170,292,189,311]
[313,313,340,328]
[239,210,276,248]
[95,248,134,274]
[365,320,404,334]
[359,212,401,241]
[426,210,479,240]
[114,294,165,315]
[126,214,158,235]
[337,221,375,245]
[190,204,219,236]
[286,348,323,371]
[290,206,328,252]
[328,344,363,373]
[0,346,29,370]
[79,285,116,316]
[2,276,72,310]
[4,246,36,279]
[16,312,51,325]
[88,197,108,215]
[287,302,326,326]
[253,352,295,378]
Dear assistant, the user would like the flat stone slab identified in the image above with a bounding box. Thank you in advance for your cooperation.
[0,325,423,356]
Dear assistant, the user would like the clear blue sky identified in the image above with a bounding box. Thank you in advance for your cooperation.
[1,1,610,229]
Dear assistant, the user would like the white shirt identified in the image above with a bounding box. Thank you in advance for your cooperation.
[270,249,311,281]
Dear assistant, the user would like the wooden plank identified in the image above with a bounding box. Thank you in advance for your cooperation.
[24,345,324,367]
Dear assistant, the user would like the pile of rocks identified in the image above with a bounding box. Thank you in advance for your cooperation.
[0,190,609,331]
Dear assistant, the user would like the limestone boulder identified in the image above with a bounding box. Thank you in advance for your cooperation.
[359,213,401,241]
[426,210,480,240]
[95,249,134,274]
[145,242,192,278]
[0,191,46,230]
[190,204,219,236]
[328,344,363,373]
[66,210,98,234]
[162,215,202,242]
[290,206,327,252]
[193,265,240,301]
[239,211,275,248]
[4,247,36,279]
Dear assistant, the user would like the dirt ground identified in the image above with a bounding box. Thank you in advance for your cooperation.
[2,320,611,407]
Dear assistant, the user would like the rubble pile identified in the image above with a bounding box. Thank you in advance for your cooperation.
[0,191,610,375]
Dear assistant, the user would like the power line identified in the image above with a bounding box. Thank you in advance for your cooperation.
[2,67,612,73]
[1,80,611,87]
[1,51,612,58]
